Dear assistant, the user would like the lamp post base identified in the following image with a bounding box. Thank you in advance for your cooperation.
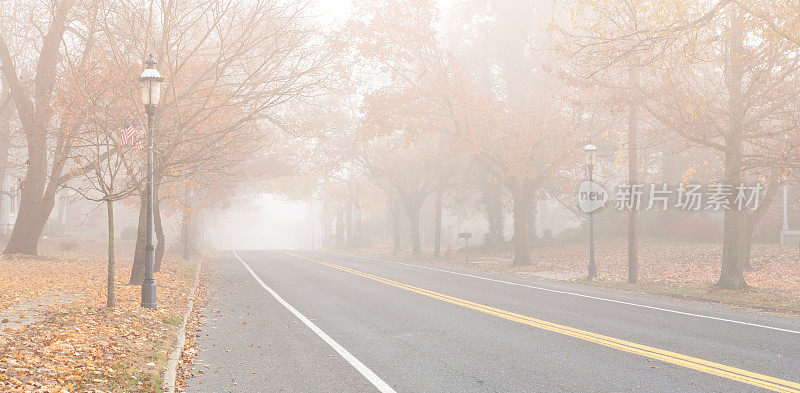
[141,281,157,309]
[588,263,597,279]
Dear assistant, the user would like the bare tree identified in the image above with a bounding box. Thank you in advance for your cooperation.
[58,45,144,307]
[0,0,92,255]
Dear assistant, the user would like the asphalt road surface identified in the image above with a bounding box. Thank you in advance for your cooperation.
[186,250,800,392]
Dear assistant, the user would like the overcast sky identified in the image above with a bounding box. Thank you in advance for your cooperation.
[312,0,457,30]
[313,0,353,28]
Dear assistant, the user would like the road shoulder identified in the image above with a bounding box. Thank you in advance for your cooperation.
[184,252,377,393]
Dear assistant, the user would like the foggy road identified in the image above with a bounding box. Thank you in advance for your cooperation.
[187,250,800,393]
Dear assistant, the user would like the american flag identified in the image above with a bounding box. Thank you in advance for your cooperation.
[119,122,145,151]
[134,128,145,151]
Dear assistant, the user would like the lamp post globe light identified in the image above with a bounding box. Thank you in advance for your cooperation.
[140,54,163,309]
[584,143,597,279]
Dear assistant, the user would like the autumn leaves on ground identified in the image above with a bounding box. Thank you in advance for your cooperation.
[362,238,800,313]
[0,239,201,393]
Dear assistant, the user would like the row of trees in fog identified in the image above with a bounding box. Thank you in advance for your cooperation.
[0,0,328,304]
[305,0,800,291]
[1,0,799,293]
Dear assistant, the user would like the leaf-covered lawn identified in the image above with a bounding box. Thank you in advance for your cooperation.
[0,239,197,392]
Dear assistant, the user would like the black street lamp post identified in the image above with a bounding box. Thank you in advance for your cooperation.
[585,143,598,279]
[140,54,163,309]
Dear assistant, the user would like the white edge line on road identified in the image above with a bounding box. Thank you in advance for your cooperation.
[233,250,397,393]
[327,251,800,336]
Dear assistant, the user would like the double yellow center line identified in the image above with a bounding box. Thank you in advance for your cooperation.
[285,252,800,392]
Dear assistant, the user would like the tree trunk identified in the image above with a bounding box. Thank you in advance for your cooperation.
[129,191,147,285]
[718,207,746,288]
[717,6,747,290]
[323,210,333,249]
[345,200,352,247]
[0,2,73,255]
[403,199,422,256]
[0,85,11,181]
[628,62,639,284]
[351,199,361,247]
[129,186,165,281]
[0,85,12,233]
[4,186,53,255]
[738,175,779,271]
[512,191,531,266]
[5,135,49,255]
[717,151,746,289]
[482,182,504,246]
[392,197,400,253]
[335,205,345,248]
[740,215,754,271]
[106,199,115,308]
[434,182,442,258]
[528,198,538,242]
[154,195,165,272]
[182,185,190,260]
[434,134,445,258]
[189,211,203,252]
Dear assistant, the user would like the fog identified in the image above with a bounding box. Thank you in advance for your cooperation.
[0,0,798,293]
[3,1,800,391]
[212,196,314,251]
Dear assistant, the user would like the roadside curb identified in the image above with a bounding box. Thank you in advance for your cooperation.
[162,259,204,393]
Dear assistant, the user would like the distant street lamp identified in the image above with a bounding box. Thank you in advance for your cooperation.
[585,143,598,279]
[140,54,163,309]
